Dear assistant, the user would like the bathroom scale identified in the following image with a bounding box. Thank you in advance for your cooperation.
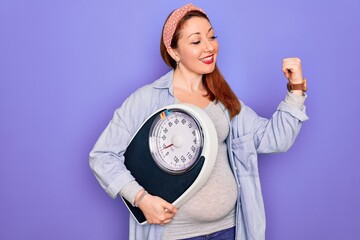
[122,103,218,224]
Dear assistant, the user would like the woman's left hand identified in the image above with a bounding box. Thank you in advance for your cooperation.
[282,57,303,84]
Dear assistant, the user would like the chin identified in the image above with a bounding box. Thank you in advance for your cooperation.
[201,64,216,75]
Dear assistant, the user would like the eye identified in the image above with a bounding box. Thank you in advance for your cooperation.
[192,41,201,45]
[210,36,218,40]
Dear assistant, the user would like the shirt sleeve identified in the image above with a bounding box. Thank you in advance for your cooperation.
[284,92,307,110]
[89,107,138,199]
[119,181,144,206]
[89,87,150,199]
[251,93,309,153]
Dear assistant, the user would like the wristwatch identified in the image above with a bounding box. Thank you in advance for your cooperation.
[287,78,307,92]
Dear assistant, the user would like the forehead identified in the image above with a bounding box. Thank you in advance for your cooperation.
[181,17,212,35]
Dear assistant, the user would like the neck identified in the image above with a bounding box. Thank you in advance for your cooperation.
[173,68,204,92]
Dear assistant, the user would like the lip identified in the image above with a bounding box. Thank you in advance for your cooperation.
[200,54,215,64]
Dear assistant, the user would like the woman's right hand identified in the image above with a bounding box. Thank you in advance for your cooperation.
[138,193,177,225]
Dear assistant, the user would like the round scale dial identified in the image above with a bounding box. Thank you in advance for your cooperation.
[149,109,203,175]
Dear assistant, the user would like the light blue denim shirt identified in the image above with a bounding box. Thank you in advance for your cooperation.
[89,70,309,240]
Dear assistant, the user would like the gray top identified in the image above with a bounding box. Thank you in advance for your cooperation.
[163,101,238,239]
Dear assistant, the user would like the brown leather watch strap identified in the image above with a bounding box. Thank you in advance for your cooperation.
[287,78,307,92]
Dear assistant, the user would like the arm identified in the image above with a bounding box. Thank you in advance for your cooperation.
[89,86,177,224]
[253,92,308,153]
[89,86,156,199]
[89,99,138,199]
[254,57,309,153]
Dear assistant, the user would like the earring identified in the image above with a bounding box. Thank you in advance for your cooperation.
[176,61,180,68]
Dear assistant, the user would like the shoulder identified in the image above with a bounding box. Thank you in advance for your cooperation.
[150,70,173,89]
[113,70,174,133]
[126,70,173,102]
[119,70,172,105]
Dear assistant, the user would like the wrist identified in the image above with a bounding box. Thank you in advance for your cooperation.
[134,190,148,207]
[287,78,307,92]
[134,189,145,205]
[289,89,304,96]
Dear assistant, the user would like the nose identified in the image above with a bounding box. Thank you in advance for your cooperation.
[203,39,215,53]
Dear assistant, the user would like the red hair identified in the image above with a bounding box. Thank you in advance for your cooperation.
[160,10,241,119]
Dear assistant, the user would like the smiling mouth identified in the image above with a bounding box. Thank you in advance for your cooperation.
[200,55,214,64]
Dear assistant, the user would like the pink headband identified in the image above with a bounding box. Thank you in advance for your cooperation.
[163,3,206,49]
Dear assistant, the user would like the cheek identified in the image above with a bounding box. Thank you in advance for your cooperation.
[182,48,202,62]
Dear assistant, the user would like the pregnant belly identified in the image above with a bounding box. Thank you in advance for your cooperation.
[177,161,238,222]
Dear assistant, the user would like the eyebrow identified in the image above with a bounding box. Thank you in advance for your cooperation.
[187,27,213,39]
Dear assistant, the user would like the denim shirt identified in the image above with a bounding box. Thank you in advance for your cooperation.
[89,70,309,240]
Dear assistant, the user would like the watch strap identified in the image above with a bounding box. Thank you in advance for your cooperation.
[287,78,307,92]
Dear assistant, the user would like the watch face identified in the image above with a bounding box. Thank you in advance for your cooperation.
[149,109,203,175]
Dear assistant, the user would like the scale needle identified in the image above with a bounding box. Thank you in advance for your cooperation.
[162,144,173,150]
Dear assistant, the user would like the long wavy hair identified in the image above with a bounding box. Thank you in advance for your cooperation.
[160,10,241,119]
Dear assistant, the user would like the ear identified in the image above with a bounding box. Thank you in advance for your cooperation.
[166,47,180,62]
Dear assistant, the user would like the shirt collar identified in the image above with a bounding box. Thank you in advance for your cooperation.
[152,70,174,96]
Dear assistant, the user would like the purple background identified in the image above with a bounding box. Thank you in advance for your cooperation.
[1,0,359,239]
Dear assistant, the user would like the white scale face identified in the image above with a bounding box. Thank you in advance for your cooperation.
[149,109,203,175]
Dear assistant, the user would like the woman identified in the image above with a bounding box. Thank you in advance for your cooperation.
[89,3,308,240]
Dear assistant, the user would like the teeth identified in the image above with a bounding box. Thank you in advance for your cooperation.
[201,56,213,61]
